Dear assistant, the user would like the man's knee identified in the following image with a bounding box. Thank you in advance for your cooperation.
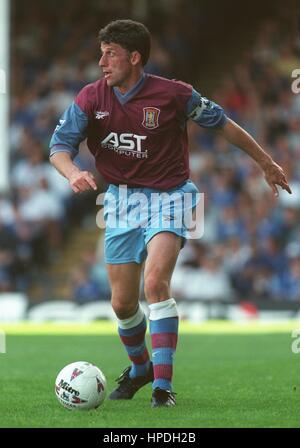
[144,273,169,302]
[111,295,138,320]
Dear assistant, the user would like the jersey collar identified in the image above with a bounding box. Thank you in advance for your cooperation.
[113,73,147,105]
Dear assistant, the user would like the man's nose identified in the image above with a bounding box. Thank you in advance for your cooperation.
[99,54,106,67]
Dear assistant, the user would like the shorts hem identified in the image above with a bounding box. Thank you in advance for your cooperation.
[105,258,144,265]
[145,229,185,246]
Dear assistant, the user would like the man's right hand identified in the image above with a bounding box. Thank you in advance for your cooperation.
[49,152,97,193]
[68,169,97,193]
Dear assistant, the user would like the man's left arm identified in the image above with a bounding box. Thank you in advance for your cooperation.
[218,118,292,197]
[186,88,292,197]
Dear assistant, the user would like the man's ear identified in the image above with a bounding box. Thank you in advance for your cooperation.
[130,51,142,66]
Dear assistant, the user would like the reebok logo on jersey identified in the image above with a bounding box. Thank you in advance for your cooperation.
[95,111,109,119]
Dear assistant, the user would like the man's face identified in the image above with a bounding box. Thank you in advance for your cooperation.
[99,42,133,87]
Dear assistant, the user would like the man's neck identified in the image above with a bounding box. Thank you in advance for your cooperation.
[116,71,144,95]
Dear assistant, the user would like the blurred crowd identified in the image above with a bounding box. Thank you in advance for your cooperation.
[173,19,300,302]
[1,0,300,303]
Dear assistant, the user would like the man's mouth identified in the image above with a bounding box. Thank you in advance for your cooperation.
[103,72,112,79]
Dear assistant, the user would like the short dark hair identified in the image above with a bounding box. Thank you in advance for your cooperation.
[98,19,151,66]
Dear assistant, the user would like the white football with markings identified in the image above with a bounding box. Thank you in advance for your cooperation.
[55,361,106,410]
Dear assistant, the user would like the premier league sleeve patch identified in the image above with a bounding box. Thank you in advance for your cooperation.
[142,107,160,129]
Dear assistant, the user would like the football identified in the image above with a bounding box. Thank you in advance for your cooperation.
[55,361,106,410]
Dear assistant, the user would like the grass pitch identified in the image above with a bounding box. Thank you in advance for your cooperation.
[0,321,300,428]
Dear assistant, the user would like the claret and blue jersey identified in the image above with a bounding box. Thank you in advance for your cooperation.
[49,73,227,190]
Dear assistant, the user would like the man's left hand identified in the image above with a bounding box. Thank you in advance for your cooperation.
[262,161,292,197]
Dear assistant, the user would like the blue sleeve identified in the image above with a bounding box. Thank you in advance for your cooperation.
[186,88,227,129]
[49,102,88,159]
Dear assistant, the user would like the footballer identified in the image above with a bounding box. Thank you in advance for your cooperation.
[49,19,291,407]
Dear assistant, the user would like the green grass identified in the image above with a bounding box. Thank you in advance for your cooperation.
[1,321,300,428]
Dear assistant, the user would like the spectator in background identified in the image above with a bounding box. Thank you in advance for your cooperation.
[80,248,111,301]
[270,256,300,302]
[71,265,106,305]
[0,222,17,292]
[0,272,12,293]
[216,205,247,243]
[172,251,232,301]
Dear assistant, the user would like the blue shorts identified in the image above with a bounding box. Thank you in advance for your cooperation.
[103,180,199,264]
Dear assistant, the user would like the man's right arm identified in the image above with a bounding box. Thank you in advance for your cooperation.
[50,152,97,193]
[49,101,97,193]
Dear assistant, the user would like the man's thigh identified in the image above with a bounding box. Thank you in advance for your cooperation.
[144,232,182,285]
[106,262,143,299]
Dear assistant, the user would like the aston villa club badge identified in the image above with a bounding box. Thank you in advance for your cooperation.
[142,107,160,129]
